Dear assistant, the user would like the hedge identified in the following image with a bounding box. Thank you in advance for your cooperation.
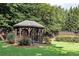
[55,35,79,43]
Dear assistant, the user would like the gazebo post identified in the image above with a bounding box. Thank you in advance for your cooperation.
[14,29,17,43]
[32,28,34,44]
[15,29,17,35]
[40,29,43,43]
[39,29,43,44]
[19,28,22,40]
[41,29,44,43]
[39,29,41,43]
[28,28,30,37]
[37,29,39,43]
[28,28,32,45]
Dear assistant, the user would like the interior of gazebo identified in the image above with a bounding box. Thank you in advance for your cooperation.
[14,20,44,46]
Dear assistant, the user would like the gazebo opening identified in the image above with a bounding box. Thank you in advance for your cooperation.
[14,20,44,46]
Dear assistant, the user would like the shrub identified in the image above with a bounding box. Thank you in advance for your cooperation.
[43,37,52,44]
[55,35,79,43]
[19,38,32,46]
[7,32,16,44]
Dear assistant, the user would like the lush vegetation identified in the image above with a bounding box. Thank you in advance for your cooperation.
[1,3,79,56]
[0,3,79,35]
[6,31,16,44]
[1,41,79,56]
[55,35,79,42]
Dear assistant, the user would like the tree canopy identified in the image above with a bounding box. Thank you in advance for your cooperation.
[0,3,79,34]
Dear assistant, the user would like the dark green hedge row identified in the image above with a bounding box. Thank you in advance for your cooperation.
[55,36,79,43]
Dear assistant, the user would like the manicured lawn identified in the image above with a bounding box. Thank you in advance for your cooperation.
[53,41,79,51]
[1,40,79,56]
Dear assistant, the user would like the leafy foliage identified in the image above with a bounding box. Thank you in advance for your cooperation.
[0,3,79,35]
[7,32,16,43]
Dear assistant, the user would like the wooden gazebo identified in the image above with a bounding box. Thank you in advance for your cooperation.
[14,20,44,45]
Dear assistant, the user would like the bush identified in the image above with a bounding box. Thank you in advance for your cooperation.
[55,36,79,43]
[43,37,52,44]
[19,38,32,46]
[7,32,16,44]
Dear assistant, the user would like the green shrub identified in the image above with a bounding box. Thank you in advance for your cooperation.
[7,32,16,44]
[55,36,79,43]
[19,38,32,46]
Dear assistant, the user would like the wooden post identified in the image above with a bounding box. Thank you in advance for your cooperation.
[14,29,17,43]
[38,29,41,43]
[15,29,17,36]
[32,28,34,44]
[38,29,40,43]
[41,29,44,43]
[28,28,31,37]
[19,28,22,40]
[39,29,44,44]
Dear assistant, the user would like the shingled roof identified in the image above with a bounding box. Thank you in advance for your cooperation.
[14,20,44,28]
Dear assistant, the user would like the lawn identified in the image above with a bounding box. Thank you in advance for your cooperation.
[1,40,79,56]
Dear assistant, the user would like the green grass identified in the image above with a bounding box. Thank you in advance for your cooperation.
[53,41,79,51]
[1,41,79,56]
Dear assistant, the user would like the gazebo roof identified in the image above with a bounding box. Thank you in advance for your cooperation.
[14,20,44,28]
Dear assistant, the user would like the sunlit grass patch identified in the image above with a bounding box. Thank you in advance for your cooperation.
[53,41,79,51]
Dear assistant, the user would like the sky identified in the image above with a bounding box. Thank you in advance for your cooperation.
[50,3,79,9]
[0,0,79,9]
[49,0,79,9]
[60,3,79,9]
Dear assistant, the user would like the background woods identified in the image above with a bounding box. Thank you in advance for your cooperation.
[0,3,79,35]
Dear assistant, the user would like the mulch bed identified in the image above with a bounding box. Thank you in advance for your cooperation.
[14,44,49,48]
[1,40,50,48]
[15,45,36,48]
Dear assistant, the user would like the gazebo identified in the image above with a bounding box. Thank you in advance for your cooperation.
[13,20,44,45]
